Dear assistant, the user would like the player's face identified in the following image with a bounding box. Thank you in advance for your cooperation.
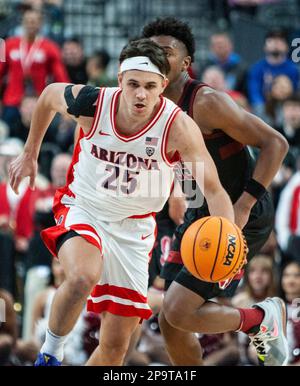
[118,70,168,117]
[150,35,191,84]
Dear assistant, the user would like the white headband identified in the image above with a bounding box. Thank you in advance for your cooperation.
[119,56,165,79]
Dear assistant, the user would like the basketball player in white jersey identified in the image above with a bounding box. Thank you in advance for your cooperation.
[9,38,236,366]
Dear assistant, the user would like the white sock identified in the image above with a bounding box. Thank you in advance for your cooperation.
[40,328,69,362]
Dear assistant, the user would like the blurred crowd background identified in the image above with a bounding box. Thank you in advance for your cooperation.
[1,0,300,366]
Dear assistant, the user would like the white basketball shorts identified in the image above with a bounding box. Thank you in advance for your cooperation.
[41,202,157,320]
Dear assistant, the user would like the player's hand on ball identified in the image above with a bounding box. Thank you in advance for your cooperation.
[8,152,38,194]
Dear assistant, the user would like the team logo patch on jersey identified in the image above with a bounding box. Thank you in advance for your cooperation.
[146,147,155,156]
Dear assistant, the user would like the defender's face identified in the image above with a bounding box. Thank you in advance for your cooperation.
[150,35,191,84]
[118,70,168,117]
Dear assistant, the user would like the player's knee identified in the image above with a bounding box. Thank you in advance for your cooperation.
[162,297,186,329]
[158,310,175,338]
[67,271,99,296]
[100,335,130,360]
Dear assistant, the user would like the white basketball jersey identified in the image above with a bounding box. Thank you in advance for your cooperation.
[60,87,181,221]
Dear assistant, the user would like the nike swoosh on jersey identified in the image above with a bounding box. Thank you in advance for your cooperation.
[99,130,110,136]
[141,233,152,240]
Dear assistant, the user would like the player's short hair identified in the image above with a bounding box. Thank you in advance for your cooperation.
[142,17,195,62]
[119,38,170,75]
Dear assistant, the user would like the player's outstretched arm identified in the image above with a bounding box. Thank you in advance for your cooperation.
[8,83,86,194]
[194,89,289,191]
[193,88,289,228]
[168,112,235,223]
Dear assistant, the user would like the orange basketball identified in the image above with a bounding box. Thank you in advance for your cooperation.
[180,216,247,283]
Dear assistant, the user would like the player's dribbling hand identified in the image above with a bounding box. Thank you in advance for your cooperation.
[8,152,38,194]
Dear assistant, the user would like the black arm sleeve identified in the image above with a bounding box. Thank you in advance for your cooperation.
[64,85,100,118]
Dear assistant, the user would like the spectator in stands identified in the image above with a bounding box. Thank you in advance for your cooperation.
[201,31,248,93]
[9,95,58,145]
[0,288,17,365]
[280,261,300,365]
[0,8,69,129]
[265,74,294,127]
[86,50,117,88]
[9,96,37,142]
[232,254,278,309]
[202,65,250,110]
[275,154,300,261]
[14,1,64,44]
[62,37,88,85]
[271,151,296,210]
[228,0,284,20]
[55,115,76,153]
[0,287,38,365]
[248,29,299,118]
[198,321,240,365]
[277,94,300,150]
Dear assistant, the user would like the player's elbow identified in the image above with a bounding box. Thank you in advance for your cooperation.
[39,83,62,103]
[204,180,225,201]
[39,82,71,113]
[269,133,289,159]
[42,82,63,95]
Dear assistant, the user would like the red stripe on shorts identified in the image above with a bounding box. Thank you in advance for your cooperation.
[90,284,147,303]
[41,221,102,257]
[87,299,152,320]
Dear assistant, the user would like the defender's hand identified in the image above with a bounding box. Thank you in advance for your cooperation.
[8,153,38,194]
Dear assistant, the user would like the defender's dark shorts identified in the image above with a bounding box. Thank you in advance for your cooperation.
[161,192,274,300]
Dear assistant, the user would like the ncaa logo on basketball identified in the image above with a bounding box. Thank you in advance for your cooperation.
[223,234,236,266]
[146,147,155,156]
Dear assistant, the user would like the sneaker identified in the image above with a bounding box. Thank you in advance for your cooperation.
[34,352,61,366]
[249,297,289,366]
